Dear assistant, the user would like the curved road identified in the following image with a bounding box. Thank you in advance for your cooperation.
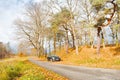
[29,58,120,80]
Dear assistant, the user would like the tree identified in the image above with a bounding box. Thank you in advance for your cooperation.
[56,30,65,50]
[91,0,119,54]
[14,2,49,57]
[51,7,74,53]
[0,42,8,59]
[78,0,96,48]
[50,0,80,54]
[66,0,79,54]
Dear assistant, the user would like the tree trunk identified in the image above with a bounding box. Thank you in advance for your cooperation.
[70,31,75,48]
[85,32,87,45]
[90,29,94,49]
[71,26,78,54]
[59,39,62,51]
[54,32,56,54]
[49,40,51,55]
[65,30,69,53]
[102,39,105,49]
[115,30,119,47]
[97,27,101,54]
[101,28,105,48]
[75,39,79,54]
[97,36,101,54]
[42,39,44,55]
[91,41,94,49]
[117,9,120,46]
[37,48,41,57]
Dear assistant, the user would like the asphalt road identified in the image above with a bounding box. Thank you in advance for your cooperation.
[29,58,120,80]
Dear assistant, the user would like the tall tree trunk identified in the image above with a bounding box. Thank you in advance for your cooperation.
[75,39,79,54]
[65,30,69,53]
[85,32,87,45]
[110,27,115,44]
[116,10,119,46]
[115,30,119,46]
[70,31,75,48]
[49,40,51,55]
[91,41,94,49]
[89,29,94,49]
[90,33,94,49]
[54,32,56,54]
[97,36,101,54]
[102,39,105,48]
[37,48,41,57]
[42,38,44,55]
[101,29,105,48]
[97,27,101,54]
[59,39,62,51]
[71,25,78,54]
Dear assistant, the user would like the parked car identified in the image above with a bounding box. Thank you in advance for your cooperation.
[47,55,61,62]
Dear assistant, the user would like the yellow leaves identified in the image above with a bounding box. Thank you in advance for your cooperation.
[34,65,68,80]
[0,59,68,80]
[56,46,120,69]
[90,0,106,6]
[24,61,68,80]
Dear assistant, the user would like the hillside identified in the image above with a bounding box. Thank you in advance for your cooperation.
[55,46,120,69]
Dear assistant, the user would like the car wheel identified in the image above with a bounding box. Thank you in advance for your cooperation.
[50,59,53,62]
[51,59,55,62]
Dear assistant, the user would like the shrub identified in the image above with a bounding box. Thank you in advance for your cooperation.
[6,65,21,80]
[17,52,27,57]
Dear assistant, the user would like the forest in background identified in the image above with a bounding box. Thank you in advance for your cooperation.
[0,42,13,59]
[14,0,120,57]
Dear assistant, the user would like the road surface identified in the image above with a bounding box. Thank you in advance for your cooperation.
[29,58,120,80]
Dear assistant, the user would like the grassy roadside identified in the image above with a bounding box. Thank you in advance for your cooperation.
[38,46,120,69]
[51,46,120,69]
[0,57,68,80]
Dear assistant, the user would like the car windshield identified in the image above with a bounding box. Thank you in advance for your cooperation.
[48,55,59,58]
[53,56,58,57]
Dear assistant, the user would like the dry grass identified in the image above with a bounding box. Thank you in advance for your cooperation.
[55,46,120,69]
[0,57,68,80]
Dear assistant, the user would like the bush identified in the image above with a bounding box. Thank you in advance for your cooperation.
[6,65,21,80]
[17,52,27,57]
[0,61,22,80]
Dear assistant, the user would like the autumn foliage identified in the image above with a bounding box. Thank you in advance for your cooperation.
[55,46,120,69]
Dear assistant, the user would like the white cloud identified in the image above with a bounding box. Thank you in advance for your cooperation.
[0,0,31,45]
[0,0,46,51]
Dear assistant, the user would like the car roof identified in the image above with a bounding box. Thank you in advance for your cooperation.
[48,55,59,57]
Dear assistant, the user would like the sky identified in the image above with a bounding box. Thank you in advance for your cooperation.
[0,0,42,50]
